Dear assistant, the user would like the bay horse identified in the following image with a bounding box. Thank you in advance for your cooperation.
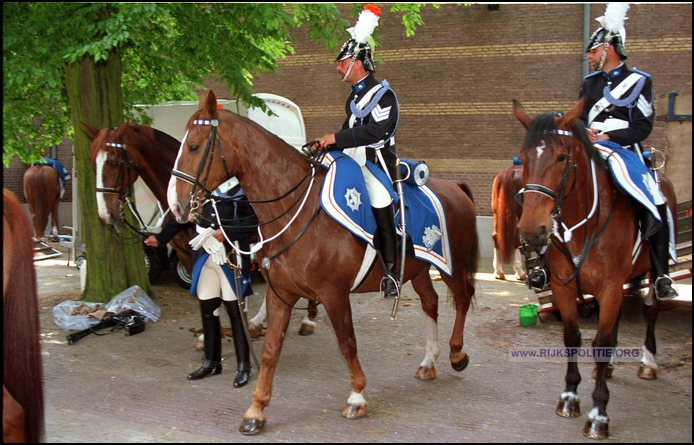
[512,98,678,439]
[491,164,526,281]
[3,189,45,443]
[23,164,61,241]
[168,90,479,435]
[83,122,318,336]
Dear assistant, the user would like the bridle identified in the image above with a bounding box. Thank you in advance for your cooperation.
[171,112,325,311]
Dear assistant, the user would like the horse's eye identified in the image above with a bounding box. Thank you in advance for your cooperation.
[109,161,119,168]
[557,154,567,163]
[189,144,200,152]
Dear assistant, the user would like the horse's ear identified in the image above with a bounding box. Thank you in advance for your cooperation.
[204,89,218,116]
[559,96,586,129]
[82,123,101,139]
[114,122,129,139]
[512,100,532,130]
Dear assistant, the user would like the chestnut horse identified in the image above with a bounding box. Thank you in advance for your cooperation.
[168,90,479,435]
[83,122,318,335]
[23,164,60,241]
[3,189,45,442]
[513,98,677,439]
[491,165,526,281]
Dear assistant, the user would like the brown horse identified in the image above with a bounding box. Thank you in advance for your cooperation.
[513,98,678,439]
[491,164,526,281]
[168,90,479,435]
[3,189,45,443]
[82,122,318,335]
[83,122,195,283]
[23,164,60,241]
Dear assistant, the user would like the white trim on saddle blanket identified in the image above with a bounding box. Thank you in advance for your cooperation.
[594,141,676,262]
[320,151,453,278]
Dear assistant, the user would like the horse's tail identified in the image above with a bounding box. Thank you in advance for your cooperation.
[2,189,45,442]
[492,168,519,264]
[454,179,480,299]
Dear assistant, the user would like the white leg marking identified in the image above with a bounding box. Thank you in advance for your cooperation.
[641,345,658,370]
[347,391,366,406]
[560,391,580,402]
[587,407,609,422]
[249,297,267,326]
[419,315,439,368]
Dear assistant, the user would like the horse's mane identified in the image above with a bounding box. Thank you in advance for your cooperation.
[523,112,607,170]
[88,123,174,159]
[3,189,45,442]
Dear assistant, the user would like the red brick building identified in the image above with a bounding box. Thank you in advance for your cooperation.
[4,3,692,219]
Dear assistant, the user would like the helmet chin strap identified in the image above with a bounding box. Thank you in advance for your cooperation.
[342,44,360,82]
[597,41,609,71]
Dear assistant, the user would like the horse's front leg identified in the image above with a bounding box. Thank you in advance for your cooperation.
[553,288,582,419]
[411,271,440,379]
[321,293,367,419]
[239,289,294,436]
[514,249,528,281]
[584,290,622,440]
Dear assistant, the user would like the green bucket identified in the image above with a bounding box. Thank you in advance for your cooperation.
[519,303,539,327]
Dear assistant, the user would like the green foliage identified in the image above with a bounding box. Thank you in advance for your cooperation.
[3,3,459,166]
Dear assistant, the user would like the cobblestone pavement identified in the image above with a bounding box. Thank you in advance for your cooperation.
[36,243,691,443]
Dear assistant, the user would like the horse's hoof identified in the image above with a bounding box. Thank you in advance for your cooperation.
[341,403,367,419]
[556,398,580,417]
[248,323,263,338]
[516,273,528,281]
[451,353,469,372]
[592,365,613,379]
[415,365,436,380]
[298,322,315,336]
[638,364,657,380]
[583,418,609,439]
[239,418,266,435]
[494,272,505,280]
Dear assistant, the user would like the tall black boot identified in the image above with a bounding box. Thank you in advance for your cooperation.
[224,300,252,388]
[187,299,223,380]
[650,204,678,300]
[372,205,399,297]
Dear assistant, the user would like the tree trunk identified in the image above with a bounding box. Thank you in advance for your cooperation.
[64,48,151,302]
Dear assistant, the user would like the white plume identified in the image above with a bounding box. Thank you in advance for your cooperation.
[353,9,380,44]
[599,3,630,33]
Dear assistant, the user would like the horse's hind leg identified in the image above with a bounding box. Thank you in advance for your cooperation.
[493,247,506,280]
[639,293,660,380]
[513,249,528,281]
[298,299,319,336]
[411,270,440,380]
[439,270,475,373]
[248,297,266,336]
[239,290,294,436]
[50,199,60,236]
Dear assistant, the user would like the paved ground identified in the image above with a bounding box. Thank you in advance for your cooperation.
[36,243,691,443]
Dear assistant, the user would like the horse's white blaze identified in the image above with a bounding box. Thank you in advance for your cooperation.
[419,315,439,368]
[587,407,609,422]
[641,345,658,370]
[167,130,188,217]
[95,151,110,220]
[347,391,366,406]
[535,140,546,158]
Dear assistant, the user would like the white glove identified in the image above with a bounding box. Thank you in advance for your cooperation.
[203,236,226,265]
[189,227,215,250]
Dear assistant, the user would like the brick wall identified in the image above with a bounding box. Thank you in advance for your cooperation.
[4,3,691,217]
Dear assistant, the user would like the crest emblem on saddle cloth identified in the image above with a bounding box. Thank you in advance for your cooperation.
[345,188,362,211]
[423,225,443,252]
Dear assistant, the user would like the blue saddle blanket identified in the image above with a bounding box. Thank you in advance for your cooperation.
[594,141,676,261]
[319,151,453,277]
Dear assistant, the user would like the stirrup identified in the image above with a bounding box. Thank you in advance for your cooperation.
[655,276,678,301]
[381,275,400,298]
[528,266,550,292]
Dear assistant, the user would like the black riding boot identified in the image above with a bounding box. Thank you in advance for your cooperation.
[187,299,223,380]
[373,205,399,298]
[650,205,678,300]
[224,300,252,388]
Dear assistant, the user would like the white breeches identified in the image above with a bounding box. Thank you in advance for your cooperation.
[196,256,238,302]
[362,165,392,208]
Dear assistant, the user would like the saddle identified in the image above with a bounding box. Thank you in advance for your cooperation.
[319,151,453,279]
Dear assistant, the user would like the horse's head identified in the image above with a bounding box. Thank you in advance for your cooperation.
[512,98,590,249]
[83,122,140,224]
[168,90,242,223]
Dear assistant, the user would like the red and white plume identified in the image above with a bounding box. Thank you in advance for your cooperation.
[348,4,381,44]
